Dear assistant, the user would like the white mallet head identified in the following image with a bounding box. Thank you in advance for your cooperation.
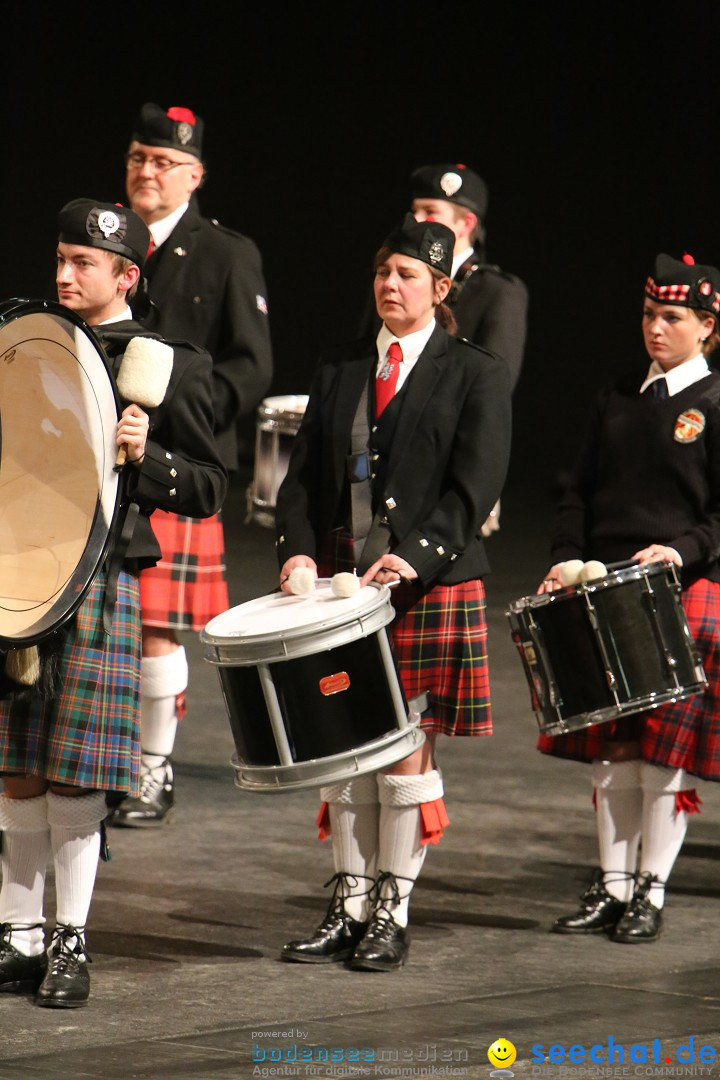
[558,559,584,587]
[579,560,608,582]
[287,567,316,595]
[116,337,174,406]
[331,572,360,598]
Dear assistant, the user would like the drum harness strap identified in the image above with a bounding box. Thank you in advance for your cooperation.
[347,377,393,573]
[101,483,140,636]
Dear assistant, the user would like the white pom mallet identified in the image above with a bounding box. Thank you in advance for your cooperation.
[579,560,608,582]
[287,567,316,595]
[557,559,585,587]
[115,337,174,468]
[331,572,360,598]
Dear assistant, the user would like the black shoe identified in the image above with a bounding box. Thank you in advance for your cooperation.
[281,872,372,964]
[551,868,628,934]
[611,873,663,944]
[0,923,47,994]
[35,926,91,1008]
[110,758,174,828]
[350,913,409,971]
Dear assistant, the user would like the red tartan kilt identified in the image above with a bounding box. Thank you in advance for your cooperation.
[318,529,491,737]
[538,578,720,783]
[140,510,230,631]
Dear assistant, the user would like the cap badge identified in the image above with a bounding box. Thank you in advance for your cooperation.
[428,241,445,266]
[440,171,463,197]
[699,279,712,296]
[96,210,121,240]
[176,122,193,146]
[674,409,705,444]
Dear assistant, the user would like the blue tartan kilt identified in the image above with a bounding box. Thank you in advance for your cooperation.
[538,578,720,783]
[0,569,142,795]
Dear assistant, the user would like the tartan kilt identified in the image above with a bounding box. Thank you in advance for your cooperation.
[140,510,230,631]
[0,569,142,795]
[318,529,491,737]
[537,578,720,783]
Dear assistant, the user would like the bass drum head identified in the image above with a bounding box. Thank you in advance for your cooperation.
[0,300,120,645]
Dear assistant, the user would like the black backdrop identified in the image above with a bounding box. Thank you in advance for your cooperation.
[2,0,718,492]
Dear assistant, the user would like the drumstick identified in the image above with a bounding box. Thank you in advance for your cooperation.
[114,337,174,468]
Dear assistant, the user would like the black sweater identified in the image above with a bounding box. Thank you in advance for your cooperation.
[552,369,720,586]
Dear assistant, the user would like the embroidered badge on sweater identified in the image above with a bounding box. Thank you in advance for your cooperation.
[674,409,705,443]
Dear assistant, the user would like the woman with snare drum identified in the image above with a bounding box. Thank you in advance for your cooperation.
[275,215,511,971]
[538,253,720,944]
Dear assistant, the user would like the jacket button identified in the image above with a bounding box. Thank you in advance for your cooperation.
[169,488,177,497]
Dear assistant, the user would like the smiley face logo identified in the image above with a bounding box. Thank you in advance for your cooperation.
[488,1039,517,1069]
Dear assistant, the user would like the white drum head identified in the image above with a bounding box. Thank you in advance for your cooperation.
[202,581,395,664]
[0,301,120,644]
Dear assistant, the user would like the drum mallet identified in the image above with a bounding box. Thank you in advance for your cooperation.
[115,337,174,468]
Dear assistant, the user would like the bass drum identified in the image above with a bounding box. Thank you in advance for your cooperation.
[0,299,121,646]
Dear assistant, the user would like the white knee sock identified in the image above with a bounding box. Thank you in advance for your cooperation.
[320,774,379,922]
[376,770,444,927]
[0,794,49,956]
[639,763,690,909]
[592,759,642,902]
[141,647,188,769]
[47,791,107,937]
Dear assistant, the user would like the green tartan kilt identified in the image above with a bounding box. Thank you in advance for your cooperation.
[0,570,141,795]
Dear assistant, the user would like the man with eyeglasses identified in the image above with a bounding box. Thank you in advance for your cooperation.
[111,103,272,828]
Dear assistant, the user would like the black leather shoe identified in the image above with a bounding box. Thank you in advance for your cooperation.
[282,913,368,964]
[551,868,628,934]
[35,926,91,1008]
[350,912,409,971]
[0,923,47,994]
[110,758,174,828]
[611,873,663,944]
[281,872,372,964]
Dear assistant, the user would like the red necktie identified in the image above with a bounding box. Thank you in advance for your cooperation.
[376,341,403,417]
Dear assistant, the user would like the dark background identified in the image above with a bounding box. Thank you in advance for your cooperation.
[1,0,718,493]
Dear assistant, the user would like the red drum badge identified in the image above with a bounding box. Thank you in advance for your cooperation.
[674,409,705,443]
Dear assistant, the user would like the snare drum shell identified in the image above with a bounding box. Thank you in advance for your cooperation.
[219,633,408,767]
[508,563,706,736]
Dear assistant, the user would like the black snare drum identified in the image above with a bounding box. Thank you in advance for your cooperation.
[201,581,425,791]
[507,562,707,736]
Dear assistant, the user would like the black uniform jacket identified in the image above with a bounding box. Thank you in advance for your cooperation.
[140,198,273,466]
[276,325,512,588]
[450,254,528,391]
[96,319,228,569]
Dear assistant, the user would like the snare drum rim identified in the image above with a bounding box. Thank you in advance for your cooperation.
[506,559,679,614]
[201,581,395,664]
[0,299,122,647]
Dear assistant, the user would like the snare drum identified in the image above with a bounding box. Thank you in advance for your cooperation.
[507,562,707,737]
[247,395,308,527]
[201,581,425,791]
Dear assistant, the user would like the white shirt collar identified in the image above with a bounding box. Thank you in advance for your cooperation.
[451,246,474,279]
[147,202,189,249]
[376,318,436,392]
[98,306,133,326]
[640,353,710,396]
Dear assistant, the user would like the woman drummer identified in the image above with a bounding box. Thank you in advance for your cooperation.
[275,214,511,970]
[539,252,720,943]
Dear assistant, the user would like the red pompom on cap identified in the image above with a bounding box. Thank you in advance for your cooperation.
[167,106,195,125]
[682,253,695,266]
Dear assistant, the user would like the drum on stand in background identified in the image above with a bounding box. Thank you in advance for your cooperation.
[246,394,308,527]
[506,561,707,737]
[201,581,425,791]
[0,299,121,646]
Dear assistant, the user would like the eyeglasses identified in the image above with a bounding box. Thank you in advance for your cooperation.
[124,152,195,174]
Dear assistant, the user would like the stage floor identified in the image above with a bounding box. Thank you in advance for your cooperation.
[1,474,719,1079]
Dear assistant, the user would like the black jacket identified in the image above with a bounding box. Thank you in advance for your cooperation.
[276,325,512,587]
[96,319,228,568]
[140,199,273,466]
